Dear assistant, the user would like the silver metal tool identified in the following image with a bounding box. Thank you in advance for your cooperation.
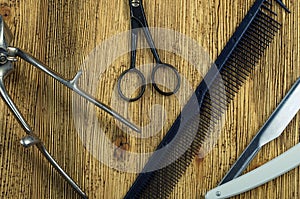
[205,77,300,199]
[219,77,300,185]
[0,15,138,198]
[0,17,88,198]
[11,48,140,132]
[206,142,300,199]
[0,18,140,133]
[20,135,88,198]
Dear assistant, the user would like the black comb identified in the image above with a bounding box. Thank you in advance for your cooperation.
[124,0,290,198]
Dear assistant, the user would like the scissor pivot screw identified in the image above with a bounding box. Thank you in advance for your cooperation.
[0,53,7,64]
[131,0,140,7]
[216,191,221,197]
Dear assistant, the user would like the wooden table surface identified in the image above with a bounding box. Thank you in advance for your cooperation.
[0,0,299,198]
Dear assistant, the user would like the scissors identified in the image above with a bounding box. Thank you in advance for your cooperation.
[117,0,181,102]
[206,77,300,198]
[0,15,141,198]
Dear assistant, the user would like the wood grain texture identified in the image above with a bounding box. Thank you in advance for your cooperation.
[0,0,298,198]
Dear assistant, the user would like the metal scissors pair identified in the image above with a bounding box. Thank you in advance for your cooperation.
[0,16,140,198]
[206,77,300,199]
[117,0,180,102]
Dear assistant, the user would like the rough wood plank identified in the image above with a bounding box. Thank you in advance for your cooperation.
[0,0,298,198]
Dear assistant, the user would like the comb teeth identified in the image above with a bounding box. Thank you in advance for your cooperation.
[218,8,281,98]
[125,1,286,198]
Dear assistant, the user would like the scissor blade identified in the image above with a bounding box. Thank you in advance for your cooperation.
[219,77,300,184]
[205,143,300,199]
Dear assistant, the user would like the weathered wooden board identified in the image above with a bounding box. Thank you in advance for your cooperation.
[0,0,298,198]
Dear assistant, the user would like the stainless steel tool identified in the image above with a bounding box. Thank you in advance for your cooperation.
[206,142,300,199]
[20,135,88,198]
[219,77,300,185]
[0,15,139,198]
[205,77,300,199]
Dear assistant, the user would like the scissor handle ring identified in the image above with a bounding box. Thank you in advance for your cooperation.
[151,63,181,96]
[117,68,146,102]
